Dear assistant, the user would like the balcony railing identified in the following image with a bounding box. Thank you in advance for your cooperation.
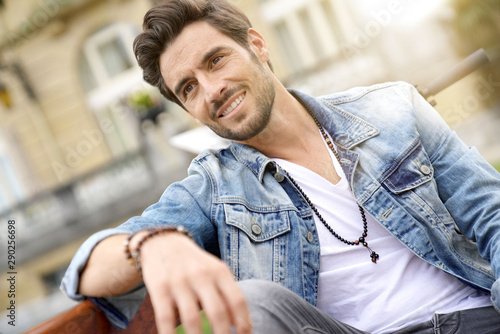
[0,147,190,268]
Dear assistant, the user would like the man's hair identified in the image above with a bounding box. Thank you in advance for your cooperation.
[133,0,254,107]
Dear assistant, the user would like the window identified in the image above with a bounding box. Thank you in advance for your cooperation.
[98,37,134,78]
[79,22,143,157]
[80,22,139,92]
[321,0,344,44]
[298,8,325,59]
[263,0,346,78]
[274,20,305,73]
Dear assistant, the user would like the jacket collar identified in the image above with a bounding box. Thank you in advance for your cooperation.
[229,142,274,182]
[290,89,379,150]
[228,89,379,182]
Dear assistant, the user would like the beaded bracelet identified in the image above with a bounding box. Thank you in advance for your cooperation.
[123,231,142,266]
[124,226,192,276]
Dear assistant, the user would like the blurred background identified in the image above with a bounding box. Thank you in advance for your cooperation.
[0,0,499,332]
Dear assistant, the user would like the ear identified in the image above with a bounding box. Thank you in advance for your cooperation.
[248,28,270,63]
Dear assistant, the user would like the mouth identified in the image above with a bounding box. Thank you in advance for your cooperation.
[218,92,246,118]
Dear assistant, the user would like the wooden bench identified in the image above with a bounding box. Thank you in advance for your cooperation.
[25,294,157,334]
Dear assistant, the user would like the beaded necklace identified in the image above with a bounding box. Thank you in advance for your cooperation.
[281,110,380,263]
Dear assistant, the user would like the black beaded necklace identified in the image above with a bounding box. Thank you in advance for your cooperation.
[281,111,380,263]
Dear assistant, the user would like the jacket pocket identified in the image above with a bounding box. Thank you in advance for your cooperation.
[224,203,292,281]
[380,140,452,228]
[225,203,291,241]
[382,140,433,193]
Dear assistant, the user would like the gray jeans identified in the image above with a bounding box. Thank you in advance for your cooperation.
[237,280,500,334]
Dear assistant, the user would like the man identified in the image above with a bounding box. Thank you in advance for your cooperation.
[61,0,500,333]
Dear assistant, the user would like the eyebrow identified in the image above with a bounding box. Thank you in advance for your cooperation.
[174,46,225,97]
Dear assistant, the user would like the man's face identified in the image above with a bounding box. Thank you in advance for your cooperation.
[159,21,276,142]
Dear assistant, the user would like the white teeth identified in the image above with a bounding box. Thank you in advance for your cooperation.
[221,93,245,117]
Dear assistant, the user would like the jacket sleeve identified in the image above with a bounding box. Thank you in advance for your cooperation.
[395,81,500,312]
[60,159,217,328]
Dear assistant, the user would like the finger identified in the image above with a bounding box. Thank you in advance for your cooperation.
[172,282,203,334]
[148,286,177,334]
[216,274,252,334]
[194,282,232,334]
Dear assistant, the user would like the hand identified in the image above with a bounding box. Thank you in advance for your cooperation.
[139,232,252,334]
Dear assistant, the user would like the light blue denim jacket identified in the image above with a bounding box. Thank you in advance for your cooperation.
[61,82,500,329]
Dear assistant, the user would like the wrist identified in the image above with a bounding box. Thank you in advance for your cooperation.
[123,226,192,276]
[123,230,148,266]
[128,230,149,254]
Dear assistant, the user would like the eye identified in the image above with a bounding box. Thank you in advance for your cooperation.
[211,56,222,66]
[183,83,195,96]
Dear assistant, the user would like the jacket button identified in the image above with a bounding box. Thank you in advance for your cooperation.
[419,165,431,175]
[274,172,285,182]
[251,224,262,236]
[306,231,314,243]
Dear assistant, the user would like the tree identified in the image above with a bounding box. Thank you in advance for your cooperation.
[449,0,500,104]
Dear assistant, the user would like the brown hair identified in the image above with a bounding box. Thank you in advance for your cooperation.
[133,0,254,107]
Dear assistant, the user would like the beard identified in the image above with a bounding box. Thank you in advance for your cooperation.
[205,56,276,142]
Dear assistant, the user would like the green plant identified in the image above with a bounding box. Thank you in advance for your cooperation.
[175,312,212,334]
[493,161,500,173]
[128,89,159,112]
[449,0,500,104]
[450,0,500,52]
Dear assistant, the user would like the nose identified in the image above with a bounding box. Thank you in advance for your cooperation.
[202,75,226,104]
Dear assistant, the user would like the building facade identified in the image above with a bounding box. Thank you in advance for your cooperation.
[0,0,498,332]
[0,0,195,331]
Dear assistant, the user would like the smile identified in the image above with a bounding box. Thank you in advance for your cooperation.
[220,92,246,117]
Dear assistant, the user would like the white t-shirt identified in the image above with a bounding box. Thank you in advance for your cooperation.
[273,132,491,333]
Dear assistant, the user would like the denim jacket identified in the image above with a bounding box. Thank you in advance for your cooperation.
[61,82,500,329]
